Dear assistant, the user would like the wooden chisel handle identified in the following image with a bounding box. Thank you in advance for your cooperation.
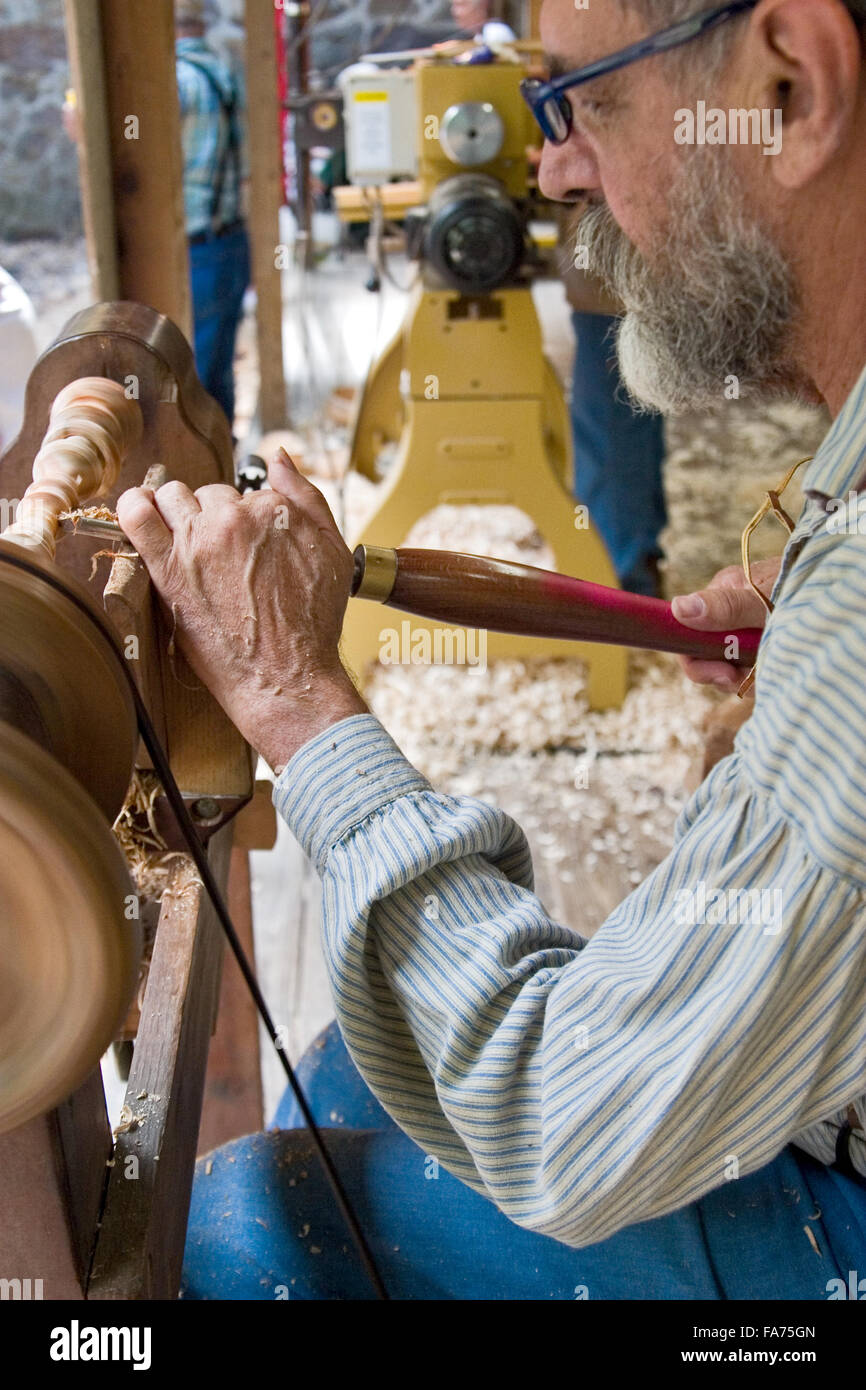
[351,546,762,666]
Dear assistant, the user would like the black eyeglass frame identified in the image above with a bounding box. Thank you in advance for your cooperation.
[520,0,760,145]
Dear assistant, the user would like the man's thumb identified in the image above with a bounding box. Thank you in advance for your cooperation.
[672,585,768,632]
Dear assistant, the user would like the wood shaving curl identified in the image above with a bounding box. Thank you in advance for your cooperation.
[113,769,189,901]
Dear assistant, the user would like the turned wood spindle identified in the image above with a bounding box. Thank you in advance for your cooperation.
[1,377,143,560]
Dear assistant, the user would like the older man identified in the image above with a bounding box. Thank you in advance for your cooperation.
[123,1,865,1300]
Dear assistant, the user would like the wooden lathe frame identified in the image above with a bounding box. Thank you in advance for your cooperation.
[0,303,267,1300]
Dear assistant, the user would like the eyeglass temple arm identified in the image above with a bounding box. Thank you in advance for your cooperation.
[539,0,760,100]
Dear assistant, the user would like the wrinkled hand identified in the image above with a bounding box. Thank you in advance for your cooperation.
[116,450,367,771]
[671,557,781,691]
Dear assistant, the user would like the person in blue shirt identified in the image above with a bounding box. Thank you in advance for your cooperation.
[176,0,250,426]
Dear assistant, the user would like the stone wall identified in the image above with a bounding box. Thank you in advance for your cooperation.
[0,1,469,240]
[0,0,81,239]
[306,1,455,80]
[204,0,458,87]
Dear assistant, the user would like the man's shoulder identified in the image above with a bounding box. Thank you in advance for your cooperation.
[177,43,237,109]
[179,44,235,78]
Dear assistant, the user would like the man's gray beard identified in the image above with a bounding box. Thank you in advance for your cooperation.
[577,153,800,415]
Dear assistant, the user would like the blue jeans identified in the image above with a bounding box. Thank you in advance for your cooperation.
[189,223,250,424]
[181,1022,866,1301]
[571,311,667,596]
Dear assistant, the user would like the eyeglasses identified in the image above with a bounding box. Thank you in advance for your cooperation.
[520,0,759,145]
[737,456,811,696]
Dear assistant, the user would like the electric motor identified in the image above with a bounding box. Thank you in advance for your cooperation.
[422,173,526,295]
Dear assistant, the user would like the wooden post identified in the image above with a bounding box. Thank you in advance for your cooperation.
[198,848,264,1154]
[63,0,120,302]
[88,836,232,1300]
[93,0,192,339]
[245,0,288,431]
[287,2,315,272]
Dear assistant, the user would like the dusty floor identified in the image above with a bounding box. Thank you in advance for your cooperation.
[2,233,832,1121]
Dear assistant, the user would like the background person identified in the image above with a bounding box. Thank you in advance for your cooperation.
[176,0,250,427]
[564,252,668,596]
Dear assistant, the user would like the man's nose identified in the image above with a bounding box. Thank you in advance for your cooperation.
[538,130,601,204]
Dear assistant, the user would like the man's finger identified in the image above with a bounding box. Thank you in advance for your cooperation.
[267,449,339,533]
[152,480,202,529]
[706,564,749,593]
[679,655,745,690]
[116,488,174,566]
[195,483,242,511]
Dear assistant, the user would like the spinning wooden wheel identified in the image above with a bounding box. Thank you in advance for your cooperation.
[0,720,137,1133]
[0,378,144,1131]
[0,374,147,1130]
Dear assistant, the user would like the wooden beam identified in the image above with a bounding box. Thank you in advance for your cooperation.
[245,0,288,431]
[198,849,264,1154]
[88,831,232,1300]
[63,0,120,301]
[98,0,192,339]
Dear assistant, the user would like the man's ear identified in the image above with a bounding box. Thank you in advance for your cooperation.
[745,0,862,189]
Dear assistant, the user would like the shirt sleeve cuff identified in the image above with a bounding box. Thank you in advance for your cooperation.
[272,713,432,873]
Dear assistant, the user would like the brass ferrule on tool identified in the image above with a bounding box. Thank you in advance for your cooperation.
[351,544,398,603]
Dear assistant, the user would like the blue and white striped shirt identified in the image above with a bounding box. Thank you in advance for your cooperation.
[274,369,866,1247]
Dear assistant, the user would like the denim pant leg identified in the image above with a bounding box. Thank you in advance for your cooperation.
[269,1020,396,1133]
[570,310,667,595]
[181,1131,865,1301]
[189,225,250,424]
[182,1022,866,1300]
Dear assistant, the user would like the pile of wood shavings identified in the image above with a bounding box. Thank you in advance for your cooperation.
[400,504,554,566]
[367,652,719,935]
[61,504,119,526]
[112,769,190,902]
[368,650,714,779]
